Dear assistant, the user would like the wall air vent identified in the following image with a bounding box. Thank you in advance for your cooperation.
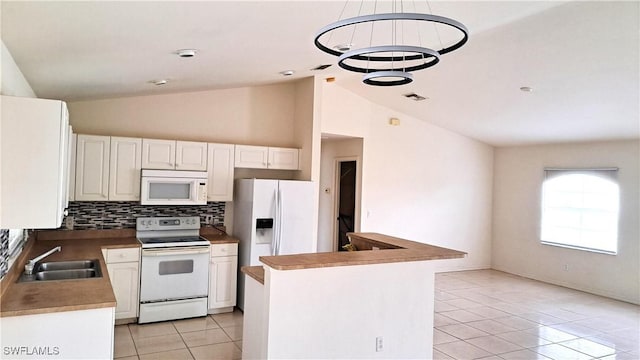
[311,64,332,71]
[403,93,427,101]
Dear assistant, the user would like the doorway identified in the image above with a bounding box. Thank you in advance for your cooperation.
[335,160,356,251]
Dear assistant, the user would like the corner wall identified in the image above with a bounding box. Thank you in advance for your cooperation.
[321,83,494,271]
[0,40,36,98]
[492,140,640,304]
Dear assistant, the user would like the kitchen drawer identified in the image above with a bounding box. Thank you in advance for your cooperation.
[210,243,238,257]
[105,248,140,263]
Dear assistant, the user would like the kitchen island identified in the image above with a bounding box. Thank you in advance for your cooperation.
[241,232,466,359]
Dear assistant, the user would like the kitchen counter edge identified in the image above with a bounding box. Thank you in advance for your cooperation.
[259,232,466,271]
[0,232,140,318]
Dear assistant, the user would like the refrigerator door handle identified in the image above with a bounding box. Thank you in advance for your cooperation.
[272,189,279,256]
[277,188,283,255]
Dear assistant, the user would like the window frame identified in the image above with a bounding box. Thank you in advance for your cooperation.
[540,167,620,255]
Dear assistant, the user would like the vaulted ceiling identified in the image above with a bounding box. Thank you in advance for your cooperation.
[2,1,638,146]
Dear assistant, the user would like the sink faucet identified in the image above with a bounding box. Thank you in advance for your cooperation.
[24,246,61,275]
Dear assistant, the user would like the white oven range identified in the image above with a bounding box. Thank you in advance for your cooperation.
[136,216,210,324]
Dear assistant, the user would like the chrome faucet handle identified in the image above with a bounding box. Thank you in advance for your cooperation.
[24,246,61,275]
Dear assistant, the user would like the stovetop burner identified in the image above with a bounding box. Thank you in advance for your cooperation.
[136,216,210,248]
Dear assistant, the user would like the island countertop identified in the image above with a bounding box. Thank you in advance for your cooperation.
[258,232,466,271]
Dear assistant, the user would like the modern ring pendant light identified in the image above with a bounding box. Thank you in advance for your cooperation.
[314,1,469,86]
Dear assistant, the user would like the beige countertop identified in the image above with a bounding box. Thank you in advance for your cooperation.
[0,232,138,317]
[0,228,239,318]
[241,266,265,285]
[259,232,466,271]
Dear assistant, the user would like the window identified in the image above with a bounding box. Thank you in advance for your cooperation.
[540,168,619,254]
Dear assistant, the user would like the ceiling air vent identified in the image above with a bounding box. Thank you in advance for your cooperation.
[311,64,332,71]
[403,93,427,101]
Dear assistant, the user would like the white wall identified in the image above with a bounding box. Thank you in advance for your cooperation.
[0,40,36,98]
[321,83,494,271]
[67,83,298,147]
[263,261,435,359]
[318,138,363,252]
[492,140,640,304]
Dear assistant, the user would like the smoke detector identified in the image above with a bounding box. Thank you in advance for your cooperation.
[149,79,168,86]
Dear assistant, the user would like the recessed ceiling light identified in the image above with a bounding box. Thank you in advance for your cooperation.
[280,70,295,76]
[176,49,197,58]
[520,86,534,92]
[150,79,168,86]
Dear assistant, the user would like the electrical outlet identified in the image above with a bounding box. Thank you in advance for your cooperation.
[205,215,214,225]
[65,216,74,230]
[563,264,569,271]
[376,336,383,352]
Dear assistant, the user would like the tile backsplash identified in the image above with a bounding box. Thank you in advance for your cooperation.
[60,201,225,230]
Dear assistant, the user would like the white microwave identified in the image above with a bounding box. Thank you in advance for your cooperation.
[140,169,208,205]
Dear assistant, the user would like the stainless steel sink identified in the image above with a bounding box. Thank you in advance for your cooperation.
[34,268,100,281]
[37,260,98,272]
[19,259,102,282]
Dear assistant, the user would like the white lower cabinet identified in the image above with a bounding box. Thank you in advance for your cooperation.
[0,307,114,360]
[208,243,238,314]
[103,247,140,321]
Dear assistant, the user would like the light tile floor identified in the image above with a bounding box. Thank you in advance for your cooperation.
[114,270,639,360]
[434,270,639,360]
[114,310,243,360]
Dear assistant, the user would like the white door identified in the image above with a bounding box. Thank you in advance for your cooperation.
[75,134,110,201]
[235,145,268,169]
[109,137,142,201]
[277,181,315,255]
[142,139,176,169]
[107,261,140,319]
[208,255,238,309]
[176,141,208,171]
[207,143,235,201]
[268,147,299,170]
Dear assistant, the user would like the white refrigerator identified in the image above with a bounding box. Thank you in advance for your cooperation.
[233,178,316,310]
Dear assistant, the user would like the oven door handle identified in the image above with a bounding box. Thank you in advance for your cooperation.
[142,247,210,256]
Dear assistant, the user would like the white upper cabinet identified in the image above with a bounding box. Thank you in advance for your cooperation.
[109,137,142,201]
[75,135,110,201]
[176,141,208,171]
[268,147,299,170]
[234,145,269,169]
[207,143,235,202]
[1,96,71,228]
[142,139,176,170]
[235,145,299,170]
[142,139,207,171]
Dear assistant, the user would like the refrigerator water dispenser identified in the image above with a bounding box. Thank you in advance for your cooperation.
[255,218,274,243]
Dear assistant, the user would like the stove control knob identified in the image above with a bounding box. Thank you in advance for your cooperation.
[140,220,146,226]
